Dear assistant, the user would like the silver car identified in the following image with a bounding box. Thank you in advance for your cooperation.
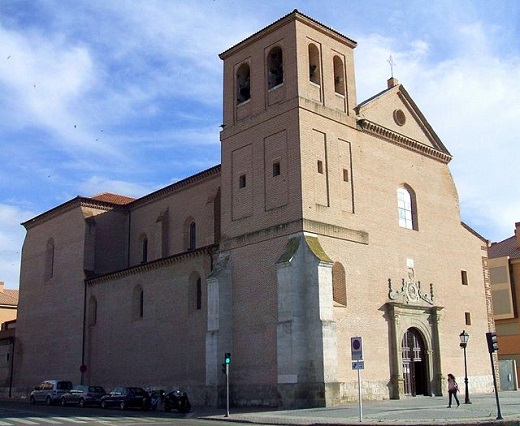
[60,385,106,407]
[30,380,73,405]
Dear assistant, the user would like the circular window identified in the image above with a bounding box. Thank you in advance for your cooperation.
[393,109,406,126]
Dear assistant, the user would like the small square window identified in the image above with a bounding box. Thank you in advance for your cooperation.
[343,168,349,182]
[273,162,281,177]
[317,160,323,174]
[239,174,246,188]
[465,312,471,326]
[461,270,468,286]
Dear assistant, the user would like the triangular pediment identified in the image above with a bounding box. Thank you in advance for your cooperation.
[355,83,452,163]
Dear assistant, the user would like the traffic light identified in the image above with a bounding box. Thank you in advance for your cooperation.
[225,352,231,364]
[486,332,499,353]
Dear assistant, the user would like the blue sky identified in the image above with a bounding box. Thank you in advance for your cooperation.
[1,1,519,289]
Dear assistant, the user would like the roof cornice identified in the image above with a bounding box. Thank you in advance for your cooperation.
[130,165,221,209]
[22,165,222,230]
[22,197,124,230]
[220,9,356,59]
[87,244,219,285]
[357,119,452,164]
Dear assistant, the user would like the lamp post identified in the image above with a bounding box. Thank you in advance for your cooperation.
[459,330,471,404]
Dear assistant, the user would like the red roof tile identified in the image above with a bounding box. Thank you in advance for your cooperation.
[0,289,18,306]
[89,193,135,205]
[488,235,520,260]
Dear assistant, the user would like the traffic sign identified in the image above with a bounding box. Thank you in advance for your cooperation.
[352,361,365,370]
[351,336,363,360]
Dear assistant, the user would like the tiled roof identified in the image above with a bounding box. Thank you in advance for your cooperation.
[0,289,18,306]
[89,193,136,205]
[488,235,520,260]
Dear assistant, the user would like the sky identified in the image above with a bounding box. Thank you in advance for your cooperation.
[1,1,519,290]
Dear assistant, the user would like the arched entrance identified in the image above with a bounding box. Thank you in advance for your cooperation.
[401,328,427,396]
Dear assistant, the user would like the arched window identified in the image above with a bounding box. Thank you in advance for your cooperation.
[189,222,196,251]
[332,262,347,306]
[156,209,169,258]
[267,46,284,89]
[236,62,251,104]
[397,186,418,230]
[196,277,202,310]
[333,55,345,96]
[189,272,203,312]
[88,296,97,326]
[140,290,144,318]
[133,285,144,320]
[45,238,55,281]
[139,234,148,263]
[308,43,320,85]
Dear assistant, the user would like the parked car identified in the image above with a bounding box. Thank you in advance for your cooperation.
[163,390,191,413]
[100,387,150,410]
[29,380,74,405]
[60,385,106,407]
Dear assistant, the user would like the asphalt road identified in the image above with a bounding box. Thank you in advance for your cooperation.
[2,392,520,426]
[0,400,232,426]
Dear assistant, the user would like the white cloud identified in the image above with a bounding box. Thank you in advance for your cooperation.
[78,176,153,200]
[0,26,97,136]
[0,204,35,289]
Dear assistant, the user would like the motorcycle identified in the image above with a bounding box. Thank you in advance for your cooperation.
[148,390,159,411]
[163,390,191,413]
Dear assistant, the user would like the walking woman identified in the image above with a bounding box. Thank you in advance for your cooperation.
[447,373,460,408]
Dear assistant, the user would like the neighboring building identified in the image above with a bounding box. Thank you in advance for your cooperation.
[0,281,18,326]
[13,10,494,407]
[0,281,18,397]
[488,222,520,387]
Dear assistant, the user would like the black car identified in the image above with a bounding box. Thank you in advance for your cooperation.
[100,387,150,410]
[163,390,191,413]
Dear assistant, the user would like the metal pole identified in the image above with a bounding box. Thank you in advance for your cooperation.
[225,363,230,417]
[357,368,362,422]
[489,352,503,420]
[463,345,471,404]
[8,337,14,398]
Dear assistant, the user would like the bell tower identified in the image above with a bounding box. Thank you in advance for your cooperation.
[219,10,359,243]
[212,10,362,407]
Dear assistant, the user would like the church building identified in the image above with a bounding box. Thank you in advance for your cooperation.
[13,10,494,408]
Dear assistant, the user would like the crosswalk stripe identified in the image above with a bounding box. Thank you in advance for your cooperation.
[4,419,39,425]
[50,418,86,424]
[0,415,178,425]
[26,418,63,424]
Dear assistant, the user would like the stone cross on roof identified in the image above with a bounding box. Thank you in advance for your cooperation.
[387,55,396,78]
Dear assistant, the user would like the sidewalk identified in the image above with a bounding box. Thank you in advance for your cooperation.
[198,392,520,425]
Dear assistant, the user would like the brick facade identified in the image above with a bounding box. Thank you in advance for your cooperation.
[13,11,493,407]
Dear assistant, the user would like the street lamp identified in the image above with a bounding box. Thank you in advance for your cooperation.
[459,330,471,404]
